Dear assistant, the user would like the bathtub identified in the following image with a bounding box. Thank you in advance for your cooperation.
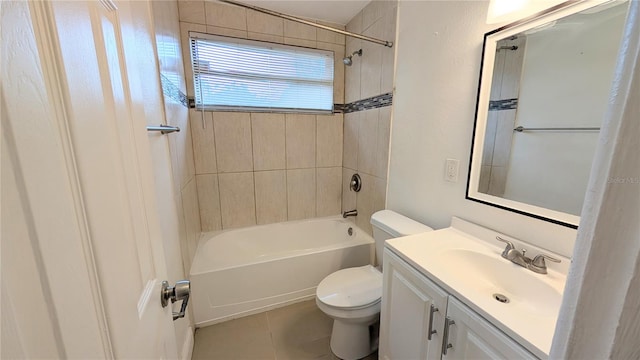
[190,216,374,327]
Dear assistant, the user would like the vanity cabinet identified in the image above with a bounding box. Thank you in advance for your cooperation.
[381,249,537,360]
[380,248,449,360]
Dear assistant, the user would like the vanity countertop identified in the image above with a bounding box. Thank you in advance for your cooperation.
[385,217,569,359]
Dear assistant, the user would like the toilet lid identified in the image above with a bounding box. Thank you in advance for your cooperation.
[317,265,382,308]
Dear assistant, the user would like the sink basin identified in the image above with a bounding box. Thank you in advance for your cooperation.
[436,249,562,318]
[385,219,568,358]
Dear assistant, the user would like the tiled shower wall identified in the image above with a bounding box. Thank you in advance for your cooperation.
[479,36,525,197]
[177,0,346,231]
[343,0,398,234]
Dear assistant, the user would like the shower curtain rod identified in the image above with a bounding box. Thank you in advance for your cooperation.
[218,0,394,48]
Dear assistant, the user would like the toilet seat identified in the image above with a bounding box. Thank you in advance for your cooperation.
[316,265,382,309]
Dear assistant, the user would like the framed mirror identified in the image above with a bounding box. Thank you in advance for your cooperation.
[467,0,630,228]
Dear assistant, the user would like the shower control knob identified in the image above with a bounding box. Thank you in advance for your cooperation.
[161,280,190,321]
[350,173,362,192]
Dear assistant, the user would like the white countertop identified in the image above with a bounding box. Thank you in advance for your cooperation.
[385,217,569,359]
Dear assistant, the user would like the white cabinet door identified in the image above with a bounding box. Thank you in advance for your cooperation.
[380,250,449,360]
[442,297,537,360]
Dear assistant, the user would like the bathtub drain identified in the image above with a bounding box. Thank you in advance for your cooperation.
[347,227,353,236]
[493,293,510,303]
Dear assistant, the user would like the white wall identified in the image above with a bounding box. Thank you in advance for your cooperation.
[388,1,577,257]
[504,6,627,216]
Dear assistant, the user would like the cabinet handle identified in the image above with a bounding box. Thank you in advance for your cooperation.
[442,316,455,356]
[427,304,438,340]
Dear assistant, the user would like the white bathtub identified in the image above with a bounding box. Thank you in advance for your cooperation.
[190,216,374,327]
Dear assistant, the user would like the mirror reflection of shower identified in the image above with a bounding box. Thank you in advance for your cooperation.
[343,49,363,66]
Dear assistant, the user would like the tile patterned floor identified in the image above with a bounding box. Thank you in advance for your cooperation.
[192,300,378,360]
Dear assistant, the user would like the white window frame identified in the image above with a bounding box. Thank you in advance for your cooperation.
[189,32,335,114]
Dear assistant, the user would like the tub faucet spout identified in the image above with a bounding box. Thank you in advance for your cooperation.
[342,209,358,218]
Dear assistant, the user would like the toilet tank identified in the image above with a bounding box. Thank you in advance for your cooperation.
[370,210,433,266]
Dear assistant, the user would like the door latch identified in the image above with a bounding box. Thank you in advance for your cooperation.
[161,280,190,320]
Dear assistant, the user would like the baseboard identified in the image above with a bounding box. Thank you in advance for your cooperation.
[181,326,194,360]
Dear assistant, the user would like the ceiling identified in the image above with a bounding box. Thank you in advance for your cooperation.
[238,0,371,25]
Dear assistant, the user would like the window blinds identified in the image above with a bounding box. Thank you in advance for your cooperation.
[190,33,334,113]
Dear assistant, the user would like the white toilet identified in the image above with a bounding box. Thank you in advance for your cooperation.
[316,210,433,360]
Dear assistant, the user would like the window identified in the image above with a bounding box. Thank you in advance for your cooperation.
[190,33,334,113]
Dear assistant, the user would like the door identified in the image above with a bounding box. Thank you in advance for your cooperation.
[380,250,449,360]
[442,297,536,360]
[2,0,179,358]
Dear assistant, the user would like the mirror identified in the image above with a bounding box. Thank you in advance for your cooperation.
[467,0,629,228]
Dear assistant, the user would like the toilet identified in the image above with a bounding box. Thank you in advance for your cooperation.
[316,210,433,360]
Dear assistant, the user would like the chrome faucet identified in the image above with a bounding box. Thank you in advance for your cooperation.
[342,209,358,218]
[496,236,560,274]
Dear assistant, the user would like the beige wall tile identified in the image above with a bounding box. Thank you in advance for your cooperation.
[346,11,363,34]
[166,103,195,190]
[178,0,205,24]
[218,172,256,228]
[359,28,383,99]
[355,173,376,235]
[342,168,357,212]
[317,114,343,167]
[492,110,516,167]
[362,1,383,31]
[206,26,248,39]
[248,32,283,44]
[357,109,379,175]
[488,166,507,197]
[287,169,316,220]
[284,37,316,48]
[482,111,498,166]
[380,9,397,94]
[343,112,359,170]
[479,165,491,193]
[375,107,391,178]
[316,21,346,45]
[284,19,316,40]
[182,177,203,265]
[252,113,285,171]
[180,22,207,97]
[196,174,222,232]
[173,189,191,276]
[190,110,217,174]
[213,112,253,172]
[373,175,387,213]
[345,37,362,103]
[247,9,283,36]
[286,114,316,169]
[254,170,287,224]
[205,1,247,30]
[316,167,342,217]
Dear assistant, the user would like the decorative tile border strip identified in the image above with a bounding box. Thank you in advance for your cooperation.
[489,98,518,111]
[337,92,393,114]
[160,73,188,108]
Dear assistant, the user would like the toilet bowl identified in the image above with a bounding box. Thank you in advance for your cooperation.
[316,210,433,360]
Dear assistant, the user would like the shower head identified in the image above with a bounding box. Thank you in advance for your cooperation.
[343,49,363,66]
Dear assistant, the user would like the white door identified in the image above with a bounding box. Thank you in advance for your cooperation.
[1,0,180,358]
[380,250,449,360]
